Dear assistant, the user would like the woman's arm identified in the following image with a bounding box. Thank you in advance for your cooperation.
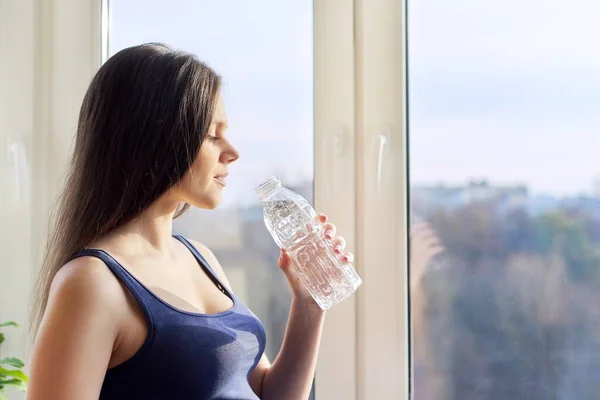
[252,299,324,400]
[27,258,123,400]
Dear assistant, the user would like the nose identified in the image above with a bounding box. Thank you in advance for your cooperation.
[223,144,239,164]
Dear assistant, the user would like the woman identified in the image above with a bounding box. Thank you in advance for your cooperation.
[27,43,353,400]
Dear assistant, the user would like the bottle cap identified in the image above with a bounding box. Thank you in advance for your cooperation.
[255,176,282,200]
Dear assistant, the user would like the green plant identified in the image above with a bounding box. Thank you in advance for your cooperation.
[0,322,28,399]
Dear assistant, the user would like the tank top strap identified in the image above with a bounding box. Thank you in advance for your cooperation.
[173,235,231,297]
[68,248,156,320]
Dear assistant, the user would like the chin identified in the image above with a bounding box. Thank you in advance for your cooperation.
[204,201,220,210]
[190,194,221,210]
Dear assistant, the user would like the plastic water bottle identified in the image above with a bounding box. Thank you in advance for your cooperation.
[255,176,362,310]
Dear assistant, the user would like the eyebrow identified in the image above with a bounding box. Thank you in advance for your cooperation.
[212,120,228,129]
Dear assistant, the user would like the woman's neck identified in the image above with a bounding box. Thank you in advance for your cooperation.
[107,196,181,256]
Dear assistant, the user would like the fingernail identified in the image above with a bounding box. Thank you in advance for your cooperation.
[342,255,348,262]
[325,230,333,239]
[334,244,342,254]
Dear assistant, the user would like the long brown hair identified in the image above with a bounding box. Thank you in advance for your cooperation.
[30,43,221,338]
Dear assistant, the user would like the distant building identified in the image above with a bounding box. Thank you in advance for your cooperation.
[411,179,529,215]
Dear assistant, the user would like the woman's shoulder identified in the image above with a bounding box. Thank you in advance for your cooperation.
[184,238,215,259]
[183,237,234,292]
[29,257,127,397]
[49,256,129,316]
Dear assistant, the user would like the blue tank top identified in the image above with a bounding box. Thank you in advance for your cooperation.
[70,235,267,399]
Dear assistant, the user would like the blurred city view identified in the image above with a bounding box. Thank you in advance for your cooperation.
[409,0,600,397]
[411,180,600,399]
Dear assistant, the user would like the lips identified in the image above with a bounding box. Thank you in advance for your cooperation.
[214,172,228,186]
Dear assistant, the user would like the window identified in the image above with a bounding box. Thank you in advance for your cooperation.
[409,1,600,398]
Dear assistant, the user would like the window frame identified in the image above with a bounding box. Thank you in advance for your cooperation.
[313,0,358,398]
[352,0,409,399]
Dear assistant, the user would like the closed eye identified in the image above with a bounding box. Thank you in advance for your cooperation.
[207,135,219,143]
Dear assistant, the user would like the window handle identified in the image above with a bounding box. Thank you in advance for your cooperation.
[375,128,390,198]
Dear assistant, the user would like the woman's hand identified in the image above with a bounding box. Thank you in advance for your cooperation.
[410,222,444,291]
[277,213,353,309]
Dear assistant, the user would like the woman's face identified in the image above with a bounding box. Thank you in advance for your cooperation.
[175,93,240,209]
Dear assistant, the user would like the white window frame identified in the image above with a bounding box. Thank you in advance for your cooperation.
[313,0,358,398]
[352,0,409,399]
[316,0,408,398]
[24,0,409,399]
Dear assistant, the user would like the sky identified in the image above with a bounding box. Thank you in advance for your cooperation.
[408,0,600,196]
[109,0,600,199]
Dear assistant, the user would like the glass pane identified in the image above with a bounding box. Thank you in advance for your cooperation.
[408,1,600,399]
[109,0,314,395]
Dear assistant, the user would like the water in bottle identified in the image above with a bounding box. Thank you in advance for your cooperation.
[255,176,362,310]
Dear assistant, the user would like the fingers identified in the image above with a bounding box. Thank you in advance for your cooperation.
[318,212,328,223]
[429,245,445,258]
[411,224,437,240]
[415,235,442,249]
[341,252,354,263]
[330,235,352,263]
[332,235,346,253]
[323,222,337,240]
[321,221,346,253]
[278,248,292,268]
[410,222,430,234]
[317,212,354,263]
[410,222,444,251]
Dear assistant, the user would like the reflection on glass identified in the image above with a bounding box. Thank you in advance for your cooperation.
[409,0,600,399]
[109,0,314,371]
